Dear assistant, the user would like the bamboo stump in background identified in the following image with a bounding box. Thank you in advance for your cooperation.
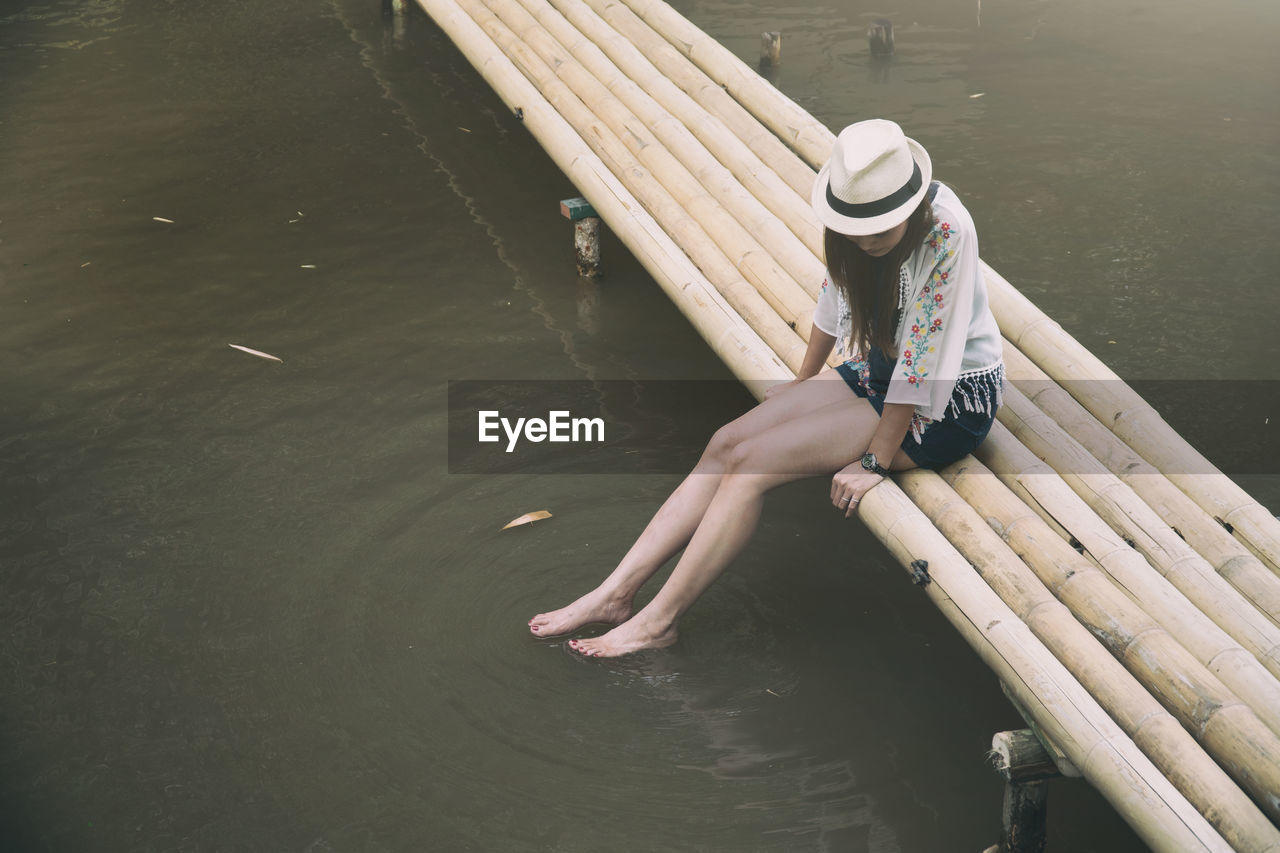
[988,729,1059,853]
[868,19,894,55]
[574,217,601,277]
[561,197,602,277]
[759,31,780,67]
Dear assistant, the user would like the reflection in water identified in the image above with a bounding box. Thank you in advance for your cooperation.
[869,53,891,85]
[575,277,601,337]
[0,0,123,36]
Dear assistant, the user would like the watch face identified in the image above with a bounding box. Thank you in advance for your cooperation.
[861,452,875,470]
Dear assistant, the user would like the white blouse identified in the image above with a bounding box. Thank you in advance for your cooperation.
[812,183,1004,424]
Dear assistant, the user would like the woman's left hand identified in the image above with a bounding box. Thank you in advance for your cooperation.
[830,463,885,519]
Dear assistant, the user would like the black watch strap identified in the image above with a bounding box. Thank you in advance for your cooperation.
[861,452,890,477]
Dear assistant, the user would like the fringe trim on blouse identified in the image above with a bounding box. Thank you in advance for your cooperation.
[908,412,932,443]
[908,362,1006,443]
[946,362,1005,420]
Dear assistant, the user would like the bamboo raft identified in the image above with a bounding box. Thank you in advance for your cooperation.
[408,0,1280,847]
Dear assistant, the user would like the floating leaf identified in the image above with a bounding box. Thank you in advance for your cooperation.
[300,264,316,269]
[229,343,283,363]
[503,510,552,530]
[153,216,175,223]
[969,92,985,99]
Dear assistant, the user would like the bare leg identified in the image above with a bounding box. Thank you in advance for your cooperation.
[528,371,857,637]
[526,472,720,636]
[570,394,886,657]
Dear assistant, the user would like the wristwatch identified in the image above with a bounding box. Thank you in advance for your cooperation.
[861,451,890,477]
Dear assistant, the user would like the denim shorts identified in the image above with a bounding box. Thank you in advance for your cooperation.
[835,353,999,471]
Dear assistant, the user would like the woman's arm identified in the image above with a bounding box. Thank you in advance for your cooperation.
[797,327,836,380]
[764,326,836,400]
[866,401,913,466]
[830,400,912,517]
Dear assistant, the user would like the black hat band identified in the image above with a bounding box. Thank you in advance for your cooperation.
[825,161,922,219]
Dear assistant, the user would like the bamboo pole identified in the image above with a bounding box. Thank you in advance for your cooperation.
[473,0,818,336]
[618,0,835,168]
[901,465,1280,837]
[977,421,1280,737]
[578,0,818,203]
[996,381,1280,681]
[858,483,1231,853]
[439,0,813,375]
[543,0,824,259]
[410,0,791,395]
[984,264,1280,574]
[1003,343,1280,626]
[499,0,826,289]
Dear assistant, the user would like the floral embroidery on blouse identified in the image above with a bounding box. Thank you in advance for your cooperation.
[840,354,877,396]
[927,220,953,251]
[855,357,876,396]
[899,222,955,388]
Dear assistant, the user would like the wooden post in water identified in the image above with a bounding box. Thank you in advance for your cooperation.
[759,32,780,67]
[868,19,894,55]
[561,197,601,277]
[988,729,1058,853]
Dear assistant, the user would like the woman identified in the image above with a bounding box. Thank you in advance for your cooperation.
[528,119,1004,658]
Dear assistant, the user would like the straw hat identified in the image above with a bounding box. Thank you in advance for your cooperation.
[811,119,932,236]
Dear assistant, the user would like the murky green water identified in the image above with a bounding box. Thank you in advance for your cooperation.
[2,0,1276,849]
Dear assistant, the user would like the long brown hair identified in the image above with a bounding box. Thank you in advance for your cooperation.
[823,197,935,356]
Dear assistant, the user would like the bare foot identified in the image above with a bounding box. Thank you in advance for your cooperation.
[528,588,632,638]
[568,616,678,658]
